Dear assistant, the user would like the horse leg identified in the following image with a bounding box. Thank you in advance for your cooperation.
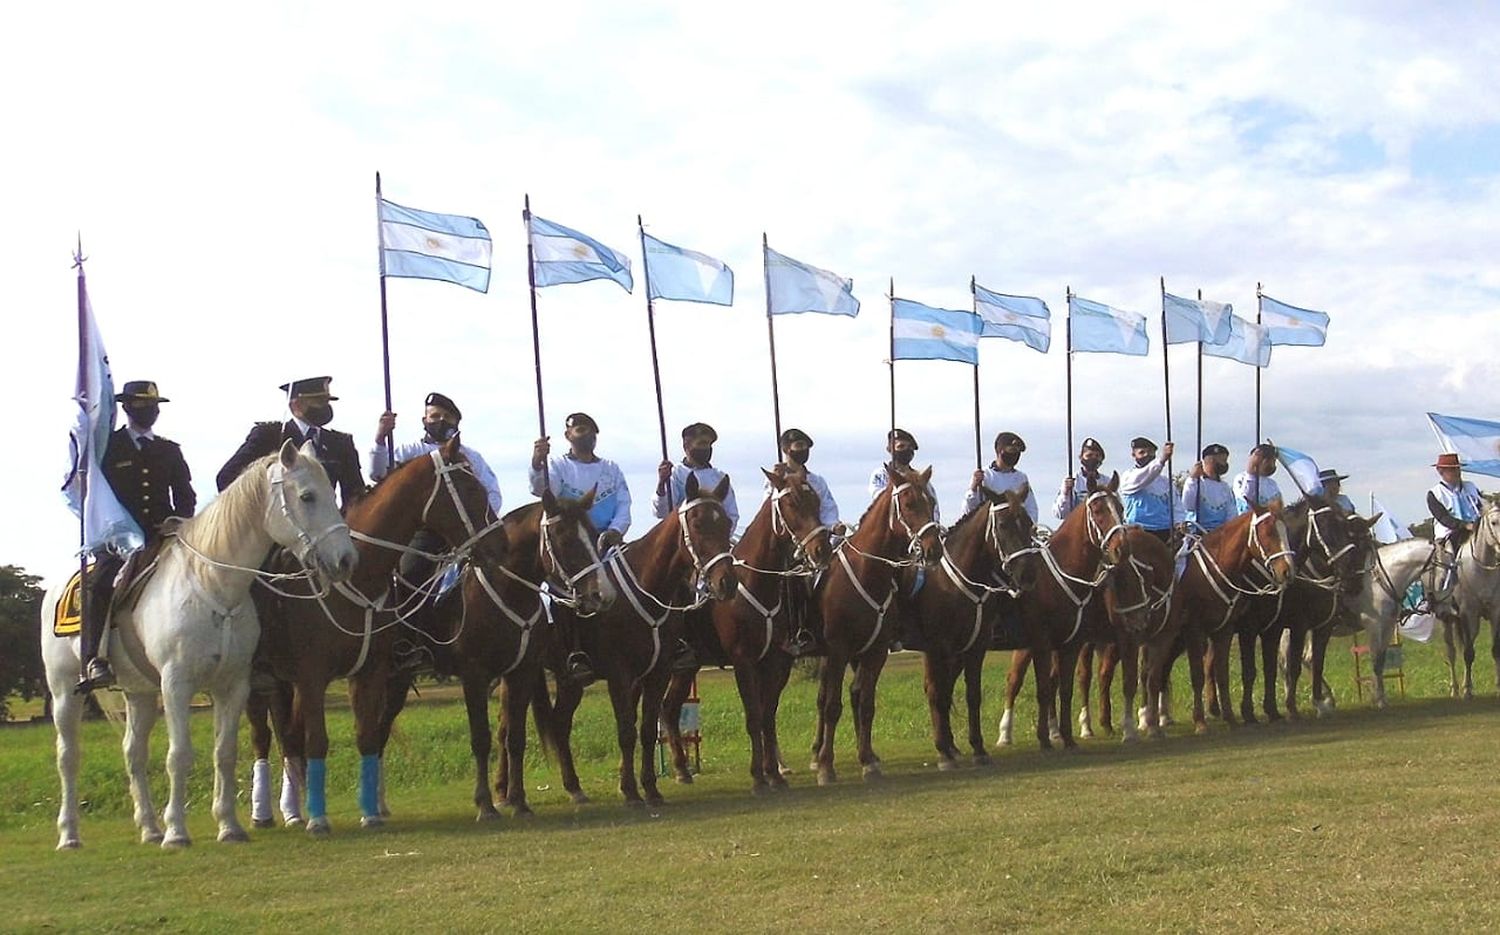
[1188,628,1210,733]
[499,669,537,816]
[1237,630,1259,724]
[371,670,414,819]
[728,662,769,794]
[210,676,252,843]
[293,680,334,835]
[1055,645,1082,749]
[246,689,276,829]
[160,670,197,847]
[809,657,830,771]
[639,668,670,807]
[1282,626,1305,721]
[1098,640,1120,736]
[924,651,959,769]
[349,671,392,828]
[962,649,990,764]
[1463,616,1478,700]
[1259,626,1283,722]
[854,649,889,778]
[1491,613,1500,692]
[268,680,305,827]
[122,691,162,845]
[1214,634,1239,728]
[1310,626,1335,717]
[1443,619,1460,697]
[51,682,86,850]
[762,652,794,787]
[550,675,589,804]
[605,674,644,806]
[660,668,697,784]
[998,648,1030,748]
[459,671,499,821]
[1118,638,1139,743]
[814,654,847,785]
[1076,644,1095,740]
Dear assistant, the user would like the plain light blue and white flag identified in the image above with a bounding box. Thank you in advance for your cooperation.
[1163,292,1233,345]
[1427,412,1500,478]
[642,232,733,305]
[379,198,492,293]
[973,283,1050,353]
[891,299,981,365]
[1370,494,1403,544]
[1260,294,1329,347]
[62,269,145,555]
[1275,445,1324,497]
[1201,314,1272,367]
[529,214,633,292]
[1068,296,1148,356]
[765,245,859,317]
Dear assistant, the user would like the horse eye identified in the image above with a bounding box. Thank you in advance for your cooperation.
[299,490,316,503]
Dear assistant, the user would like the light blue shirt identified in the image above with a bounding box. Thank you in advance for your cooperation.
[1182,474,1234,531]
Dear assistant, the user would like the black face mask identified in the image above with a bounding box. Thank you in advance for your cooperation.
[999,450,1021,467]
[1080,456,1102,473]
[572,434,597,455]
[1134,455,1153,468]
[302,403,333,427]
[1207,461,1228,479]
[126,403,159,429]
[686,445,713,466]
[891,449,914,466]
[786,449,810,466]
[424,420,455,443]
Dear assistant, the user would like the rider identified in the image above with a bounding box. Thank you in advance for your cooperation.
[1053,436,1107,519]
[1119,436,1180,544]
[1182,443,1235,533]
[531,412,631,680]
[1426,452,1482,609]
[217,376,365,509]
[654,422,739,531]
[1232,443,1284,515]
[869,428,940,523]
[779,427,842,656]
[964,431,1039,522]
[1318,468,1356,514]
[77,381,198,692]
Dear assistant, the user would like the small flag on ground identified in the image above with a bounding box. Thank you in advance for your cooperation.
[1427,412,1500,477]
[1069,296,1148,356]
[1202,314,1272,367]
[765,246,859,316]
[1260,294,1330,346]
[891,299,981,365]
[1164,292,1233,345]
[379,198,492,293]
[974,284,1050,353]
[643,233,733,305]
[1275,445,1324,497]
[529,214,633,292]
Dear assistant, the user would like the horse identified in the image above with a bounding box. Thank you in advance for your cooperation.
[1437,498,1500,699]
[1339,536,1438,708]
[543,472,738,806]
[246,436,507,834]
[1158,507,1295,735]
[913,485,1040,769]
[40,441,356,849]
[660,464,835,794]
[809,463,944,785]
[995,481,1132,750]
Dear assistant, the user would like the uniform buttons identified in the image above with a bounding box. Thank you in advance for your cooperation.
[142,467,150,474]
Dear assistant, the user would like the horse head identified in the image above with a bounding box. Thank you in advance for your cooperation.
[1078,477,1128,567]
[540,487,616,615]
[1294,493,1361,587]
[1471,498,1500,570]
[762,464,833,570]
[979,483,1040,592]
[1108,527,1172,632]
[421,434,510,567]
[1247,505,1296,586]
[884,463,943,569]
[679,472,739,602]
[266,440,357,584]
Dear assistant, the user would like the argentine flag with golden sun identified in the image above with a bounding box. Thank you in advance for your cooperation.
[528,214,634,292]
[379,198,492,292]
[891,298,981,365]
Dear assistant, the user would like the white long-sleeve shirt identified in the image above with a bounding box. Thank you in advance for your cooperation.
[529,455,631,535]
[653,462,739,531]
[369,438,503,514]
[765,467,839,528]
[1233,472,1283,515]
[868,465,940,524]
[962,465,1038,522]
[1053,467,1110,519]
[1119,453,1181,531]
[1181,474,1235,531]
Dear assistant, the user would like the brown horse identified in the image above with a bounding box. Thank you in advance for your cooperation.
[371,490,614,821]
[914,485,1040,769]
[543,472,737,806]
[660,464,835,794]
[1158,506,1294,735]
[996,482,1131,750]
[809,463,944,785]
[246,436,507,834]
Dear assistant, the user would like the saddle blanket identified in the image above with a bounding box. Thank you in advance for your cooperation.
[53,564,93,637]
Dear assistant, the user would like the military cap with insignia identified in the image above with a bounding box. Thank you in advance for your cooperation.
[279,376,338,400]
[425,392,462,419]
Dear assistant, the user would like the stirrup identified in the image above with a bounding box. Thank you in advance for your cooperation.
[565,652,597,685]
[670,640,699,672]
[787,629,815,657]
[75,658,115,695]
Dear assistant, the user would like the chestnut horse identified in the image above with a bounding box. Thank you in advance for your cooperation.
[914,485,1041,769]
[809,463,944,785]
[996,482,1131,750]
[543,472,737,806]
[661,464,835,794]
[247,436,507,834]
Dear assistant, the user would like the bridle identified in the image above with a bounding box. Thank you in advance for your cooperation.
[1188,510,1295,634]
[349,450,504,563]
[1037,491,1130,643]
[267,460,350,576]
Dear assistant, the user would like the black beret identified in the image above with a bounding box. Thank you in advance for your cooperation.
[1080,436,1104,456]
[1130,436,1157,451]
[565,412,599,432]
[888,428,918,449]
[1201,443,1229,458]
[780,427,813,448]
[425,392,461,420]
[994,431,1026,451]
[682,422,717,443]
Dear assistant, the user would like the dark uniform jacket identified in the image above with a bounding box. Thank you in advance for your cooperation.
[103,427,197,535]
[216,420,366,508]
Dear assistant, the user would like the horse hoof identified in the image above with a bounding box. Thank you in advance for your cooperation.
[360,815,385,829]
[1193,722,1209,736]
[1149,726,1167,740]
[252,818,275,829]
[161,834,192,849]
[808,760,821,773]
[218,828,250,843]
[1160,713,1176,727]
[1078,726,1095,740]
[1374,698,1389,711]
[568,790,591,806]
[751,782,770,797]
[973,753,993,767]
[1120,730,1139,745]
[771,775,791,791]
[816,768,837,786]
[645,795,665,808]
[57,837,83,851]
[283,815,304,828]
[624,798,647,808]
[379,808,392,819]
[862,764,884,781]
[512,805,537,819]
[306,818,332,836]
[937,757,958,772]
[675,772,694,785]
[476,808,502,822]
[141,829,164,845]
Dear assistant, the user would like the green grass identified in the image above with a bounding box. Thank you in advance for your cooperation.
[2,634,1498,932]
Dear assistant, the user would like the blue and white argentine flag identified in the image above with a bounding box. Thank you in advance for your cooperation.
[1163,292,1233,345]
[973,283,1050,353]
[1428,412,1500,478]
[1202,314,1272,367]
[529,214,633,292]
[643,232,733,305]
[379,198,492,293]
[1068,296,1149,356]
[891,299,981,365]
[765,246,860,317]
[1260,294,1329,347]
[1274,445,1324,497]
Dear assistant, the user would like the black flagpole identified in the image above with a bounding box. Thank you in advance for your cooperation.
[73,236,89,637]
[763,234,784,463]
[970,276,982,470]
[1195,287,1204,522]
[1065,287,1075,479]
[1254,282,1264,507]
[1160,276,1175,532]
[637,216,670,466]
[888,278,896,443]
[375,172,395,469]
[524,195,549,487]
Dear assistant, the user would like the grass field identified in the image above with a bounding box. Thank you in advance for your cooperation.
[3,632,1500,932]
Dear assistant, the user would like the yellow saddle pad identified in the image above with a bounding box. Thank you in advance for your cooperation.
[54,563,93,637]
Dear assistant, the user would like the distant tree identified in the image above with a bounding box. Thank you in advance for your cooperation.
[0,565,45,721]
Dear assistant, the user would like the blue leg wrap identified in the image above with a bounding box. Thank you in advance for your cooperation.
[306,758,327,819]
[359,755,380,817]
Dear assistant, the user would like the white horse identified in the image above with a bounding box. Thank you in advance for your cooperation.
[1441,499,1500,699]
[1346,537,1435,709]
[40,441,356,850]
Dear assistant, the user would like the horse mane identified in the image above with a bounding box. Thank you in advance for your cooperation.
[178,453,274,558]
[351,447,443,505]
[854,466,908,529]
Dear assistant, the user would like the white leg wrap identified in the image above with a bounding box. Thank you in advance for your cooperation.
[997,709,1014,746]
[250,758,272,823]
[280,757,304,822]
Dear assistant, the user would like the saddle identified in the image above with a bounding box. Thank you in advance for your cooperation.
[51,537,170,638]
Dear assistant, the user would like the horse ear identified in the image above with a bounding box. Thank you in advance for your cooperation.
[1365,512,1384,528]
[761,466,786,489]
[713,474,732,502]
[883,461,897,482]
[440,433,463,461]
[1016,481,1031,504]
[1106,471,1120,493]
[685,471,701,500]
[578,485,597,511]
[918,465,932,486]
[541,486,559,513]
[282,439,303,469]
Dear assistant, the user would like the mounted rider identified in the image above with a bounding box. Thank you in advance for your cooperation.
[1318,468,1356,514]
[778,427,843,656]
[1426,452,1482,609]
[216,376,366,509]
[1232,443,1284,515]
[654,422,739,532]
[964,431,1039,522]
[1119,436,1180,545]
[1182,443,1235,533]
[869,428,939,523]
[1053,436,1107,519]
[77,381,198,692]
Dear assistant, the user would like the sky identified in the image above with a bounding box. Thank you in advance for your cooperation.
[4,0,1500,584]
